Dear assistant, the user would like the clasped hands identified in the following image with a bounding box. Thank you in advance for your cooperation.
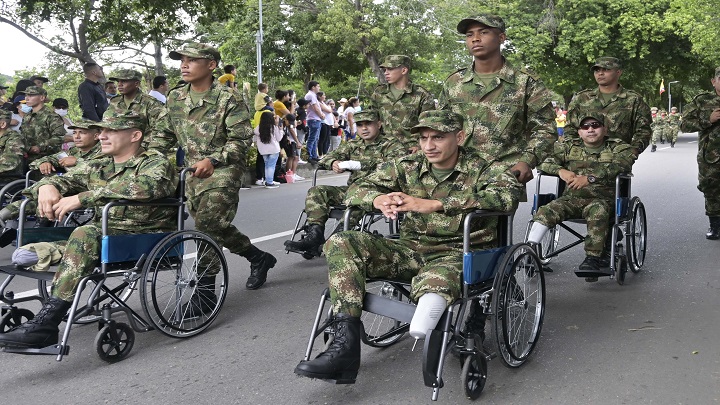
[37,185,82,221]
[558,169,589,189]
[373,192,442,220]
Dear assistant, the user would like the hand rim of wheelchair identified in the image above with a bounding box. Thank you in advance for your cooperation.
[139,230,229,338]
[360,281,409,347]
[627,197,646,273]
[490,243,545,367]
[94,321,135,363]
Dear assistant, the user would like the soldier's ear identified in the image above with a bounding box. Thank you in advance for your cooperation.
[456,130,466,145]
[130,129,143,143]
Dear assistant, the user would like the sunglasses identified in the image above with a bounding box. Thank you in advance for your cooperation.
[579,122,603,130]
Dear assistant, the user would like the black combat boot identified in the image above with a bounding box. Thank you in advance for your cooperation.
[284,224,325,256]
[671,140,675,147]
[294,313,362,384]
[706,217,720,240]
[0,296,71,348]
[651,145,657,152]
[243,245,276,290]
[182,275,218,317]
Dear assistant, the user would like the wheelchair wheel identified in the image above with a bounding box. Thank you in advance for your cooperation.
[94,322,135,363]
[0,308,34,332]
[461,352,487,400]
[361,281,408,347]
[539,226,559,265]
[0,179,30,208]
[627,197,647,273]
[491,243,544,368]
[140,230,228,338]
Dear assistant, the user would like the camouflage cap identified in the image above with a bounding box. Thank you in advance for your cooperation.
[579,113,605,126]
[68,118,101,130]
[353,109,380,123]
[20,86,47,96]
[90,112,147,132]
[670,106,678,111]
[650,106,658,112]
[410,110,464,134]
[379,55,411,70]
[0,109,11,121]
[109,69,142,82]
[169,43,221,62]
[592,57,622,70]
[457,14,506,34]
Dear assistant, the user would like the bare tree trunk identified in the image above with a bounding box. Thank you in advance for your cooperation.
[153,39,165,76]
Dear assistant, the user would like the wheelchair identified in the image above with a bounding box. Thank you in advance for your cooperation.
[0,168,228,362]
[299,210,545,400]
[526,170,648,284]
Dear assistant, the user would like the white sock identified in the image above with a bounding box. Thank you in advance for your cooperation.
[409,293,447,340]
[527,222,550,244]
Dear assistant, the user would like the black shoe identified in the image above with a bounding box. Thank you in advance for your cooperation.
[651,145,657,152]
[578,256,601,271]
[598,251,611,268]
[284,224,325,254]
[244,246,276,290]
[671,141,675,148]
[181,276,218,317]
[0,296,70,348]
[706,217,720,240]
[295,313,362,384]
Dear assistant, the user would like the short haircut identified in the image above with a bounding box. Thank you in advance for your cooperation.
[104,81,116,89]
[152,76,167,89]
[224,65,235,74]
[83,62,99,74]
[308,81,319,91]
[258,82,268,92]
[275,89,288,100]
[52,98,69,109]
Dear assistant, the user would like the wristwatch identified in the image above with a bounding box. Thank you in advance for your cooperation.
[587,175,597,184]
[208,158,220,167]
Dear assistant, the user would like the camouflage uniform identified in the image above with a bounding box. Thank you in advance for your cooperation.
[325,111,523,316]
[21,115,177,301]
[666,110,681,144]
[0,115,25,178]
[438,60,557,167]
[651,113,667,146]
[680,89,720,217]
[29,142,102,172]
[534,138,636,257]
[370,55,435,151]
[19,87,65,163]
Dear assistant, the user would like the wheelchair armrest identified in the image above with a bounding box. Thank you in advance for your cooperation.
[463,210,515,252]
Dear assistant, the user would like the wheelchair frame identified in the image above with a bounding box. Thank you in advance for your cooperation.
[300,210,545,401]
[0,168,229,362]
[526,170,648,284]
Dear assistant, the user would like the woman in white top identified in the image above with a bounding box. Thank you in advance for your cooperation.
[343,97,359,140]
[253,111,285,188]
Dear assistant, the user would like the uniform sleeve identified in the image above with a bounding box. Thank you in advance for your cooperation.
[344,159,403,210]
[630,100,652,152]
[29,154,59,170]
[145,100,173,149]
[148,93,180,155]
[537,142,566,175]
[318,140,352,170]
[0,136,25,174]
[563,95,581,140]
[26,161,91,200]
[36,114,65,154]
[208,95,253,167]
[680,95,715,133]
[520,78,558,167]
[595,143,636,181]
[438,161,523,216]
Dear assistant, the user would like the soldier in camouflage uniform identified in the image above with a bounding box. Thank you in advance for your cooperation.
[0,109,25,179]
[527,114,636,280]
[439,14,557,184]
[565,57,652,156]
[666,106,681,147]
[149,43,276,291]
[106,69,169,148]
[0,113,177,349]
[369,55,435,153]
[294,110,523,384]
[283,110,405,258]
[19,86,65,163]
[30,119,102,174]
[680,67,720,239]
[650,107,667,152]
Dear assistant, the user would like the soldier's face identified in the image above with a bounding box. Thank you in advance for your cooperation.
[117,79,140,95]
[73,129,99,150]
[179,56,216,83]
[593,67,621,86]
[464,23,505,60]
[33,79,45,88]
[24,94,43,108]
[383,66,407,85]
[419,128,465,170]
[99,128,141,157]
[712,76,720,95]
[578,120,606,147]
[356,121,381,141]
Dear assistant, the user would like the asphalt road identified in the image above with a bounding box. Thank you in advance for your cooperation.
[1,132,718,404]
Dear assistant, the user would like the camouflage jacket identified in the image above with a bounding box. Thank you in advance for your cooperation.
[149,81,253,193]
[345,147,523,255]
[0,130,25,176]
[438,60,557,167]
[24,149,178,232]
[106,92,170,148]
[318,134,406,186]
[29,142,102,171]
[565,85,652,153]
[667,112,681,128]
[369,82,435,150]
[20,105,65,158]
[538,138,636,199]
[681,92,720,164]
[651,115,667,131]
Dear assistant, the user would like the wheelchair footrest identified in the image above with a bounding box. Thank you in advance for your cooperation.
[0,265,55,281]
[574,269,613,278]
[362,292,415,323]
[3,343,69,356]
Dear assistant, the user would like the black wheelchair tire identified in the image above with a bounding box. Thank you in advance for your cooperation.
[95,322,135,363]
[0,308,34,332]
[461,352,487,400]
[627,197,647,273]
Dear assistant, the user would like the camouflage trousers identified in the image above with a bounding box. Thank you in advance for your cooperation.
[698,158,720,216]
[664,127,679,143]
[325,230,462,317]
[533,196,611,257]
[651,129,665,145]
[305,185,347,226]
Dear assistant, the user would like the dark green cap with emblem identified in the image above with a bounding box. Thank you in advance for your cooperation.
[90,112,147,132]
[579,112,605,126]
[411,110,464,134]
[20,86,47,96]
[457,14,506,34]
[109,69,142,82]
[379,55,411,70]
[354,109,380,123]
[68,118,101,130]
[169,43,221,62]
[592,57,622,70]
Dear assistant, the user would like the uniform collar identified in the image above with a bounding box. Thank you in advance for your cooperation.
[462,58,515,85]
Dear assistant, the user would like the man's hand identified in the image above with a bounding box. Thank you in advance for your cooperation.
[38,162,55,175]
[37,185,62,220]
[52,195,82,221]
[58,156,78,168]
[710,108,720,124]
[331,160,344,173]
[558,169,576,183]
[566,175,589,190]
[510,161,533,183]
[373,192,443,220]
[407,146,419,154]
[373,194,399,219]
[192,158,215,178]
[29,146,40,154]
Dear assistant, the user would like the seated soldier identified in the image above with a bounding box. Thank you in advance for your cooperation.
[283,109,405,257]
[294,110,523,383]
[0,112,178,349]
[30,118,102,175]
[526,113,636,280]
[0,109,25,180]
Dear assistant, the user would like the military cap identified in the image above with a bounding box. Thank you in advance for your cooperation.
[0,109,11,121]
[109,69,142,82]
[90,112,147,132]
[68,118,101,130]
[592,57,622,70]
[29,75,49,83]
[354,109,380,123]
[650,106,658,112]
[20,86,47,96]
[579,113,605,126]
[670,106,678,111]
[379,55,411,70]
[457,14,506,34]
[169,43,221,62]
[410,110,464,134]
